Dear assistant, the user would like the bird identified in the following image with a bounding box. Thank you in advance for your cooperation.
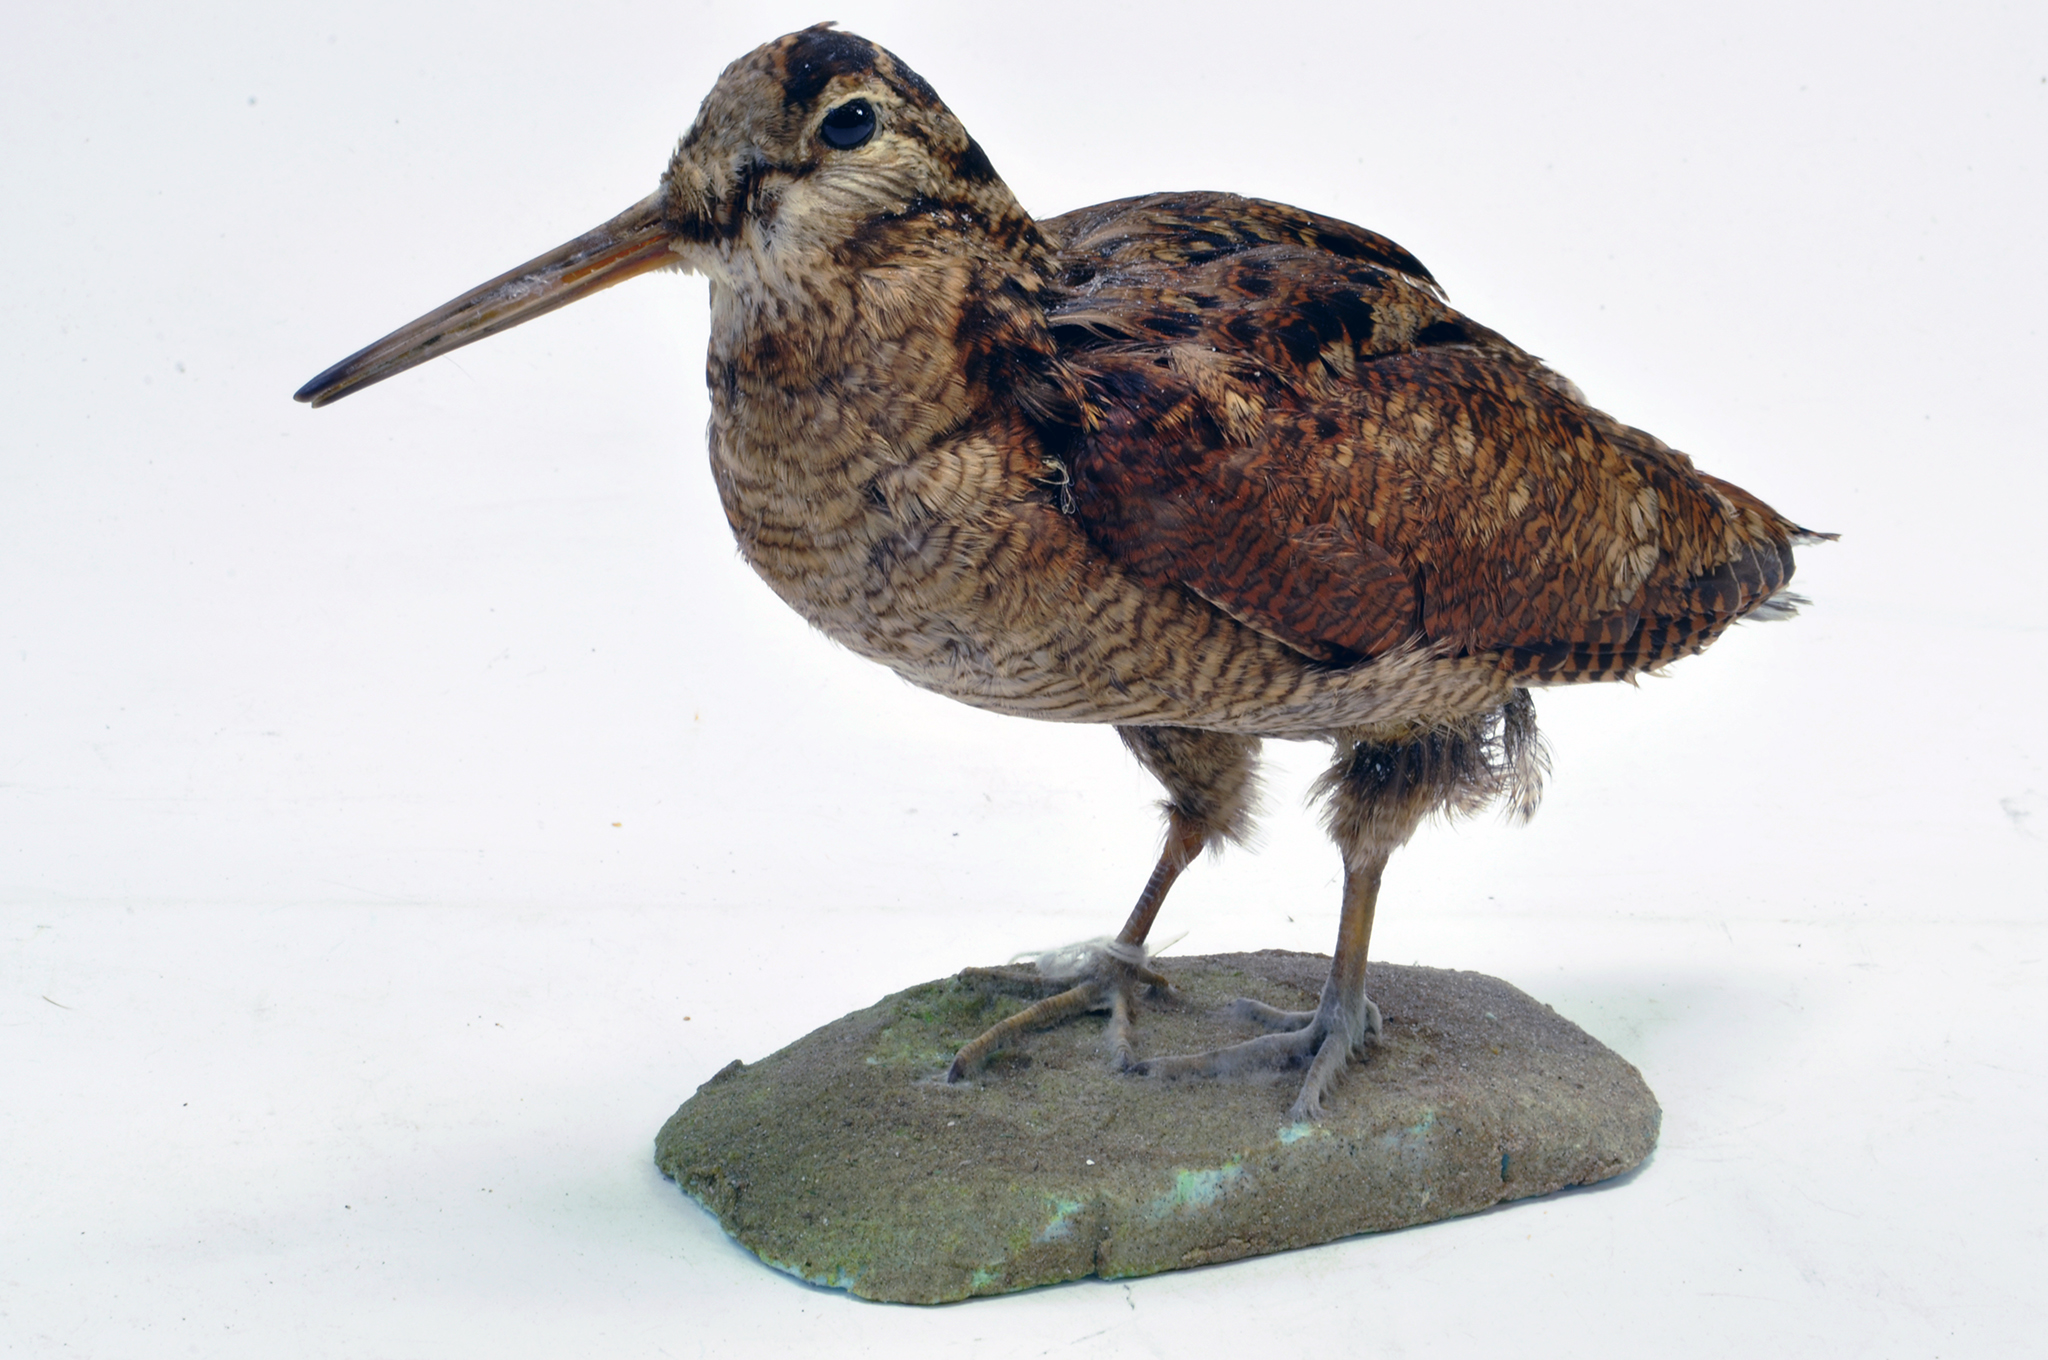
[296,25,1829,1122]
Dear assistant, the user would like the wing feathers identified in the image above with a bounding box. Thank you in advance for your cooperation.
[1041,192,1808,679]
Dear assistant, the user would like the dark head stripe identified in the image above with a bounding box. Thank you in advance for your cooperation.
[780,28,878,107]
[777,27,944,111]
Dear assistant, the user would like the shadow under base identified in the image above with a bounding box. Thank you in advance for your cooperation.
[655,951,1658,1304]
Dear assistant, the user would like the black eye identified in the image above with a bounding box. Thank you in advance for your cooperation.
[819,99,876,150]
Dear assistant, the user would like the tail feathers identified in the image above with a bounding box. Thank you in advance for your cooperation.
[1749,528,1835,619]
[1747,589,1811,621]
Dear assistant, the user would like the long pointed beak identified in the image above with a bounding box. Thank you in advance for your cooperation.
[294,191,680,408]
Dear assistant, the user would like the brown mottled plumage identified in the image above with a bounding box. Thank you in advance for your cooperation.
[296,27,1829,1121]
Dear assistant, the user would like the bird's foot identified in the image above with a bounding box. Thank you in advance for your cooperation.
[945,939,1171,1082]
[1129,989,1383,1122]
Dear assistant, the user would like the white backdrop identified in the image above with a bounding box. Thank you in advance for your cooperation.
[5,1,2043,1354]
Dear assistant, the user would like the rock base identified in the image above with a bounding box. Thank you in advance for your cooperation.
[655,951,1658,1304]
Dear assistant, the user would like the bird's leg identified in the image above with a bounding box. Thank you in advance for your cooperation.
[1225,866,1380,1036]
[946,809,1204,1081]
[1278,852,1387,1119]
[945,726,1261,1082]
[1099,809,1206,1067]
[1130,722,1484,1120]
[1130,849,1390,1121]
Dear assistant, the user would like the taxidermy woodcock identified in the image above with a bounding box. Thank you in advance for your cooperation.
[297,26,1831,1121]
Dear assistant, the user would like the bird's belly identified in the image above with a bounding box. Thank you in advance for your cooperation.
[743,509,1124,721]
[741,504,1514,737]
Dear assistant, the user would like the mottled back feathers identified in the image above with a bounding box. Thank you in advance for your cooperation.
[1032,192,1813,683]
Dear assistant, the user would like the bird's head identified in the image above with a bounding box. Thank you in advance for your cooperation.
[295,26,1039,407]
[666,26,1037,278]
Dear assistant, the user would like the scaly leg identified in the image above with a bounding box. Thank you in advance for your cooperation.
[945,726,1261,1081]
[946,809,1203,1080]
[1131,850,1388,1121]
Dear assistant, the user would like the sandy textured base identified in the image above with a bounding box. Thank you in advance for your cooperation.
[655,951,1658,1304]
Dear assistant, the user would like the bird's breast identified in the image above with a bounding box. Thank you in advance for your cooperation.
[706,404,1064,697]
[701,259,1108,710]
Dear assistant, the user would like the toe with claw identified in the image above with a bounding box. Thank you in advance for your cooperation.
[945,791,1224,1082]
[945,940,1171,1081]
[1133,984,1384,1121]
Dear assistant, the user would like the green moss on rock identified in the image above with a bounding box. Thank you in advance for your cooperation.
[656,952,1658,1304]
